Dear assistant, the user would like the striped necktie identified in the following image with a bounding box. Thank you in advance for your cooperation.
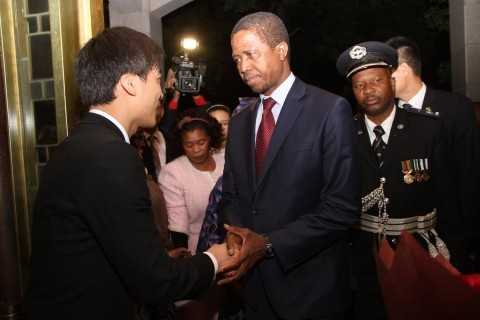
[372,125,386,167]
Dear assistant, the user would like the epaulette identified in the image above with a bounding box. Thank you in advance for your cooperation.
[398,105,440,119]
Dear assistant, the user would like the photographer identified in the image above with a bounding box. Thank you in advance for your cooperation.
[165,67,208,113]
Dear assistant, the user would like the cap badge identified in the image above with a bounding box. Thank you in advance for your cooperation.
[349,46,367,60]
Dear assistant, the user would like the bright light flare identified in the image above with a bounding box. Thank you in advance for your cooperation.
[180,37,199,51]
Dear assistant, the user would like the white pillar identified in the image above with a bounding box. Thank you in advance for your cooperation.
[108,0,194,47]
[449,0,480,102]
[108,0,152,35]
[150,0,194,17]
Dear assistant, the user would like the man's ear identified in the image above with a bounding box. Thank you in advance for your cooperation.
[397,62,411,75]
[275,41,289,61]
[119,73,138,96]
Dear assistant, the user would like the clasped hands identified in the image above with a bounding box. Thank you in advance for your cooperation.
[206,225,268,285]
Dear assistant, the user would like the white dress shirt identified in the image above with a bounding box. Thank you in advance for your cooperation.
[398,82,427,110]
[364,106,396,145]
[254,72,296,143]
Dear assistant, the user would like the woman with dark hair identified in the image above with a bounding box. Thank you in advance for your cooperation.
[159,108,224,253]
[206,104,231,154]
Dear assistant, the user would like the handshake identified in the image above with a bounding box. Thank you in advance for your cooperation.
[206,224,269,285]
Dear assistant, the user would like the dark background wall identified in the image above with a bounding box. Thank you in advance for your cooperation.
[162,0,450,110]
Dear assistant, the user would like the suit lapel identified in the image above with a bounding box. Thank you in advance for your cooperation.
[256,79,306,189]
[245,99,260,190]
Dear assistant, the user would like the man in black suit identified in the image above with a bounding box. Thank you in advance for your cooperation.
[386,36,480,272]
[337,41,450,320]
[26,27,229,320]
[219,12,360,319]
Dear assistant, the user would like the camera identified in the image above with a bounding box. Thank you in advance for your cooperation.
[171,55,206,94]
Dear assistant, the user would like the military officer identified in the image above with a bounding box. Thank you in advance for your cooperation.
[336,41,450,320]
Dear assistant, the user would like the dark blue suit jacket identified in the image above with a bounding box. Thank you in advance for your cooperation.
[222,78,360,319]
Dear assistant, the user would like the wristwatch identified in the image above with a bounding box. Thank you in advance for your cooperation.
[263,235,274,258]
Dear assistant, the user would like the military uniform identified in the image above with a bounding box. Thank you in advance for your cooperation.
[349,105,449,319]
[357,105,446,221]
[336,41,452,320]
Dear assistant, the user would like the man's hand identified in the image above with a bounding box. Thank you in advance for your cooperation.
[217,225,267,285]
[225,225,242,256]
[206,243,231,270]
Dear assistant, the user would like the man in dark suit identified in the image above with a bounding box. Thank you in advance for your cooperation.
[219,12,360,319]
[386,36,480,272]
[336,41,450,320]
[26,27,229,320]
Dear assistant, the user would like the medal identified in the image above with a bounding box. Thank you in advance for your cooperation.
[401,160,414,184]
[404,173,415,184]
[422,158,430,181]
[413,159,423,182]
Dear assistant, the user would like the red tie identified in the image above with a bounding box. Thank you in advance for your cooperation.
[255,97,276,176]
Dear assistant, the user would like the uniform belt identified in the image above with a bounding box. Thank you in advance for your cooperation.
[359,209,437,236]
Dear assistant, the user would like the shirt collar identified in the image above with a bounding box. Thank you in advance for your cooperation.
[399,82,426,110]
[260,72,295,106]
[89,109,130,143]
[364,106,396,144]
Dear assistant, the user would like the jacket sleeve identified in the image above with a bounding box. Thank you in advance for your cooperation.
[78,142,214,304]
[158,164,190,235]
[221,124,241,227]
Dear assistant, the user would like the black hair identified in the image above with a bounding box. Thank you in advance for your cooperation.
[386,36,422,76]
[75,26,164,108]
[175,108,223,152]
[231,12,290,55]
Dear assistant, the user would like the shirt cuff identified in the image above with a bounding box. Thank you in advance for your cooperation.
[203,251,218,281]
